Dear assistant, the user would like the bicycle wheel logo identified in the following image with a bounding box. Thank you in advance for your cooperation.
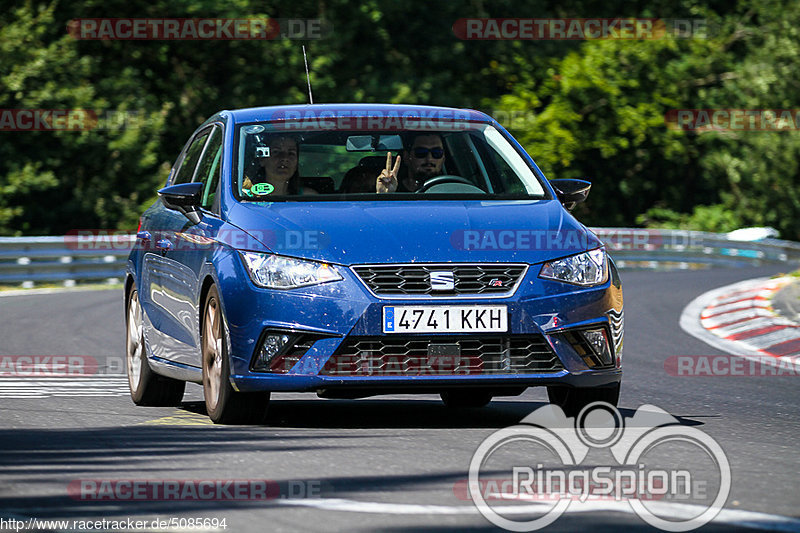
[468,403,730,532]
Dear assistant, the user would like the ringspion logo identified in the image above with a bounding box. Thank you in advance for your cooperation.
[468,403,729,531]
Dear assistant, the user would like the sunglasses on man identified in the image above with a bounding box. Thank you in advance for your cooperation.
[412,147,444,159]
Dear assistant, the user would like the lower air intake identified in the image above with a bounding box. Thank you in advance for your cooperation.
[321,335,562,376]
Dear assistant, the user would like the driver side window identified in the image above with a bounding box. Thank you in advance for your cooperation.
[194,126,223,211]
[172,129,211,185]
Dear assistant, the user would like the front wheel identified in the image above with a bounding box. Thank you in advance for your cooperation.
[547,382,620,417]
[202,285,270,424]
[126,288,185,406]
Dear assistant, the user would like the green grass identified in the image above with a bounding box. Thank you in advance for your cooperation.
[771,268,800,279]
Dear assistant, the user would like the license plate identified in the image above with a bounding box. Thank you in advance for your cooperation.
[382,305,508,333]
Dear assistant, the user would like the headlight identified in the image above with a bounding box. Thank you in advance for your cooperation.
[539,248,608,287]
[240,252,342,289]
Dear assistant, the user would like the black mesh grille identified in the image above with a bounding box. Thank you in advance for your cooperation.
[321,335,562,376]
[352,264,526,296]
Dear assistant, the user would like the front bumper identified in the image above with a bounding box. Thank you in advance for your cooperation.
[218,254,623,393]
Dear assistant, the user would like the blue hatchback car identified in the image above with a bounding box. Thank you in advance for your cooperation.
[125,104,623,424]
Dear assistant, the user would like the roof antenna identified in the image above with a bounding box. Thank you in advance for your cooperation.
[302,45,314,104]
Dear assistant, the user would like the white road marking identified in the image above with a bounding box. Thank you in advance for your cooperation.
[276,497,800,531]
[701,308,773,328]
[738,328,799,349]
[702,299,770,315]
[0,375,129,398]
[711,290,764,305]
[713,317,778,336]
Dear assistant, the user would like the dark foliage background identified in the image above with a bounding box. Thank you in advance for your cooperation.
[1,0,798,238]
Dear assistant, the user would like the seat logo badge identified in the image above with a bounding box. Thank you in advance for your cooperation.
[489,278,503,287]
[430,271,455,291]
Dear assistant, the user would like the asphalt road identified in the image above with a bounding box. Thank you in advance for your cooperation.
[0,265,798,532]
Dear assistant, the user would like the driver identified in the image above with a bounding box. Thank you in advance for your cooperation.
[376,133,445,193]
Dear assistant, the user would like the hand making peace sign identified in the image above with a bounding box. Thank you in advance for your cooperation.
[376,152,402,193]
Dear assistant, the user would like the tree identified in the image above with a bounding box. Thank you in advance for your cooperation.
[490,1,800,239]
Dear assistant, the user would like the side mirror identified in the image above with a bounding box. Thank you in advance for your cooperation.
[549,179,591,211]
[158,182,204,224]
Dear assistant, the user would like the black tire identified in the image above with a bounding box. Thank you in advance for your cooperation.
[547,382,620,417]
[441,390,493,408]
[125,287,185,406]
[201,285,270,425]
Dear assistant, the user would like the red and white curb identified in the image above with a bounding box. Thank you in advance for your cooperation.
[680,276,800,364]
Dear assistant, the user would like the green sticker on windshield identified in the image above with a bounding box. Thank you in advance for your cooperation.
[251,182,275,195]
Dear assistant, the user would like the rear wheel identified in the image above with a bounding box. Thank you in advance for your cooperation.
[202,285,270,424]
[547,382,620,417]
[126,288,185,406]
[441,390,493,408]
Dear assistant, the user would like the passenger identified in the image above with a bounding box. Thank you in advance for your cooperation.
[376,133,446,193]
[341,166,376,194]
[242,136,317,196]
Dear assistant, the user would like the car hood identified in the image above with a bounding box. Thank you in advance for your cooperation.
[225,200,601,265]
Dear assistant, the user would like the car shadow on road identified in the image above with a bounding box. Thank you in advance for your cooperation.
[179,399,709,429]
[179,398,551,429]
[0,403,718,524]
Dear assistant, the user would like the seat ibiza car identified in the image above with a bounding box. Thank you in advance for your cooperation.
[125,104,623,424]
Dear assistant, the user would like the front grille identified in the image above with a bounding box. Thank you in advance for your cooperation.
[351,264,527,297]
[321,335,562,376]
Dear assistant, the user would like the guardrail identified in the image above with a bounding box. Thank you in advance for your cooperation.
[592,228,800,269]
[0,234,134,287]
[1,229,799,287]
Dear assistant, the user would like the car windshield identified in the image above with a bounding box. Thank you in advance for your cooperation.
[234,120,546,201]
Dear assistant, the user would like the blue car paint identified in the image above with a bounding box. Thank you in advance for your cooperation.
[126,104,622,395]
[225,199,600,264]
